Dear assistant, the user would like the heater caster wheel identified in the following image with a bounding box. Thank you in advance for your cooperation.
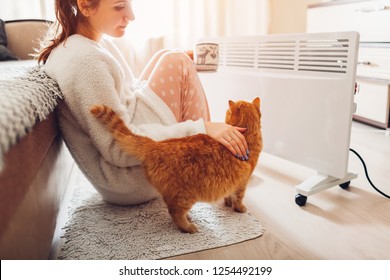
[339,181,351,189]
[295,194,307,206]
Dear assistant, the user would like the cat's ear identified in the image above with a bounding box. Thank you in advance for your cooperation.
[229,100,236,110]
[252,97,260,109]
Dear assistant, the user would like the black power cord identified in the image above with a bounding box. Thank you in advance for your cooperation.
[349,148,390,199]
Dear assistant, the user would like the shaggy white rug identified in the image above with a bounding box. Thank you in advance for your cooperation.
[55,169,264,260]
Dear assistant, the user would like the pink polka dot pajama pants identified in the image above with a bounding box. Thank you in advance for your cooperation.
[139,50,210,122]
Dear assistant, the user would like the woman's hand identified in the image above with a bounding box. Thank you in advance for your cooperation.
[204,121,249,160]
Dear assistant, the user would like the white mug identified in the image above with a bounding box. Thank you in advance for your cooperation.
[194,42,219,72]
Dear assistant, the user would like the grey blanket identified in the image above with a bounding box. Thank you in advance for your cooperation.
[0,60,64,172]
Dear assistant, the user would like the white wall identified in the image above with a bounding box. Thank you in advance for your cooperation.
[269,0,323,34]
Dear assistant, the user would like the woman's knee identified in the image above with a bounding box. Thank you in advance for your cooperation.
[152,49,171,60]
[159,50,192,66]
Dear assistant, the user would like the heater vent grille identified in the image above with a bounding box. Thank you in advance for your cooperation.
[218,36,352,74]
[297,39,349,73]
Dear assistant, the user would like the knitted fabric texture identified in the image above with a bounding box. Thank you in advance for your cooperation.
[0,61,63,171]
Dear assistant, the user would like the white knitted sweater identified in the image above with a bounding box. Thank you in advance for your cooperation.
[45,35,206,205]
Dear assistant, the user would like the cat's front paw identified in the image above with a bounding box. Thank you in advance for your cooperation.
[234,204,247,213]
[180,223,198,234]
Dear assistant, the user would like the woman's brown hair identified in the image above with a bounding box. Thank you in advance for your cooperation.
[37,0,100,64]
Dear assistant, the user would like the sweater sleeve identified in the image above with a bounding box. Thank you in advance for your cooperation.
[128,118,205,141]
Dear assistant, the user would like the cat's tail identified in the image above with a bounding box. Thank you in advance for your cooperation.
[90,105,151,161]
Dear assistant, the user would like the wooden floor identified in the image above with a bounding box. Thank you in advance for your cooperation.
[168,121,390,260]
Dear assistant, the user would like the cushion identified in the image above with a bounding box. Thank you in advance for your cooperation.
[0,19,18,61]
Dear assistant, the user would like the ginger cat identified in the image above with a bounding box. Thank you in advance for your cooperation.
[90,98,262,233]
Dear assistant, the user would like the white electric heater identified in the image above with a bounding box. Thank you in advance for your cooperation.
[199,31,360,205]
